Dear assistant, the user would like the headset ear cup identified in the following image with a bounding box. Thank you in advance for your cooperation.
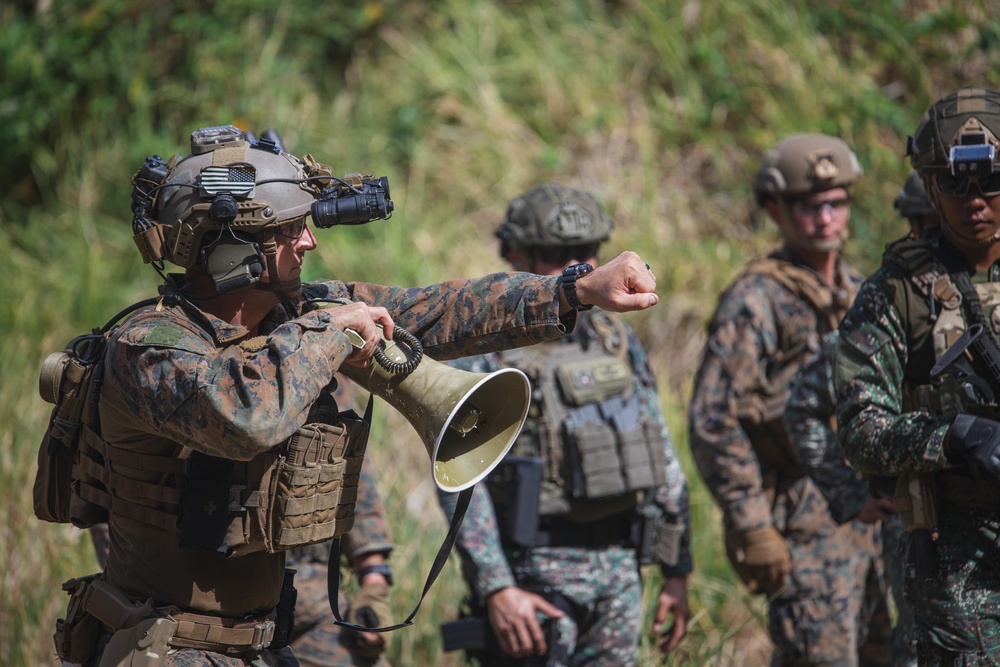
[248,243,263,279]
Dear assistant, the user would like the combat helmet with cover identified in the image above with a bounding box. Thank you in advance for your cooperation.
[894,171,935,220]
[753,133,863,206]
[908,87,1000,206]
[130,125,392,295]
[496,183,612,260]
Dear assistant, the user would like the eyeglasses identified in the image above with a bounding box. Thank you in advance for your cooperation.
[934,171,1000,198]
[790,197,850,220]
[274,218,308,239]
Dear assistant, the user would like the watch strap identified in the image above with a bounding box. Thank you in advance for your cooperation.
[559,263,594,311]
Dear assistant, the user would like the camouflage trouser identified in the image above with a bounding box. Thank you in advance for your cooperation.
[905,505,1000,666]
[881,515,917,667]
[289,561,392,667]
[767,478,891,667]
[487,545,642,667]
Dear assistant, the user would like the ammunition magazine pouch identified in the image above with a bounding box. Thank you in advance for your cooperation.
[497,317,666,507]
[183,405,372,556]
[634,499,684,567]
[54,574,283,665]
[563,395,666,499]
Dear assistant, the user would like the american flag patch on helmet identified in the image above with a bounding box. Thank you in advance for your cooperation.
[199,165,256,198]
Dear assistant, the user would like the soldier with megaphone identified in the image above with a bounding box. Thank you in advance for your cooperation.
[437,183,691,667]
[37,127,658,667]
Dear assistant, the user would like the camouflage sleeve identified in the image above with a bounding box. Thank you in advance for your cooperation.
[625,326,692,576]
[343,272,572,358]
[689,278,777,533]
[341,457,395,561]
[107,308,356,459]
[437,483,516,600]
[835,268,952,475]
[785,332,870,524]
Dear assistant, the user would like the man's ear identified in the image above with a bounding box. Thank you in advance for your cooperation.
[506,250,532,272]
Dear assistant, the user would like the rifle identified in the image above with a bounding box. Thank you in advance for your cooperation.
[440,615,567,667]
[930,322,1000,411]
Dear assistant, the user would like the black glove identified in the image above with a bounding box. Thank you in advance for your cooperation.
[948,415,1000,485]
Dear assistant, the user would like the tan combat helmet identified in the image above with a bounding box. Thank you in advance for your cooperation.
[496,183,612,259]
[130,125,392,294]
[908,87,1000,206]
[753,133,863,206]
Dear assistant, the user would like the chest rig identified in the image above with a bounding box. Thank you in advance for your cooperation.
[35,303,371,557]
[886,237,1000,417]
[487,311,666,519]
[733,255,857,484]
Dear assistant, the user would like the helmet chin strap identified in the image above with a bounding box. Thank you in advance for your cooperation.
[941,219,1000,251]
[253,236,302,300]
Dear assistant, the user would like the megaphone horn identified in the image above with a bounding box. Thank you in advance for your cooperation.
[338,327,530,493]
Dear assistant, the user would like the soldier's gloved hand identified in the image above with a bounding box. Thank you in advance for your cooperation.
[948,415,1000,485]
[346,582,391,658]
[733,525,789,595]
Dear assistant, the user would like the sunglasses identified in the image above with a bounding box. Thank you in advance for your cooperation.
[274,218,308,239]
[934,171,1000,198]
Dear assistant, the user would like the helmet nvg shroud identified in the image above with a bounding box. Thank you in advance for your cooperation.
[753,133,863,206]
[130,125,393,294]
[908,87,1000,204]
[495,183,612,258]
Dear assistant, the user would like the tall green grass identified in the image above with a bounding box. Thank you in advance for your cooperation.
[2,1,999,664]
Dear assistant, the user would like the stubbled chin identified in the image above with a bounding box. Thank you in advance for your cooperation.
[789,236,844,253]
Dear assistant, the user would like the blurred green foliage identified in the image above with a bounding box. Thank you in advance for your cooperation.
[2,0,1000,665]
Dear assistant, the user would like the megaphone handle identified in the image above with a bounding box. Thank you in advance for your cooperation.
[327,486,474,633]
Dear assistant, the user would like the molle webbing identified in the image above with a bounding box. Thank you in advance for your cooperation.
[883,238,959,313]
[74,576,277,653]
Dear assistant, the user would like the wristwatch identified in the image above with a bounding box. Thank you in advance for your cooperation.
[558,263,594,311]
[356,563,394,586]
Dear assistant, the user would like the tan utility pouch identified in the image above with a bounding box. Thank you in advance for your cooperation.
[249,409,370,554]
[35,337,106,525]
[655,519,685,568]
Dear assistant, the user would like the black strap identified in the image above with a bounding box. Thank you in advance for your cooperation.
[931,239,992,329]
[327,485,474,632]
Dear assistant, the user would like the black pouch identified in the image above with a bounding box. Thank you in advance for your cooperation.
[489,456,543,548]
[179,452,234,554]
[53,573,103,664]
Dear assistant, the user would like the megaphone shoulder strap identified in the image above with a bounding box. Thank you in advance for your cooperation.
[326,462,474,633]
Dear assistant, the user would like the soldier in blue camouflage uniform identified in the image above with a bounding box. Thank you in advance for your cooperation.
[45,127,657,667]
[690,134,890,665]
[836,88,1000,665]
[438,184,691,667]
[784,173,939,667]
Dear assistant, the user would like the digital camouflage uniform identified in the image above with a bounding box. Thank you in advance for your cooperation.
[689,248,890,666]
[836,227,1000,665]
[91,272,575,667]
[785,331,914,667]
[439,309,692,667]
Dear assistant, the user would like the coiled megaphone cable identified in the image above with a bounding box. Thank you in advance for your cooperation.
[371,327,422,375]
